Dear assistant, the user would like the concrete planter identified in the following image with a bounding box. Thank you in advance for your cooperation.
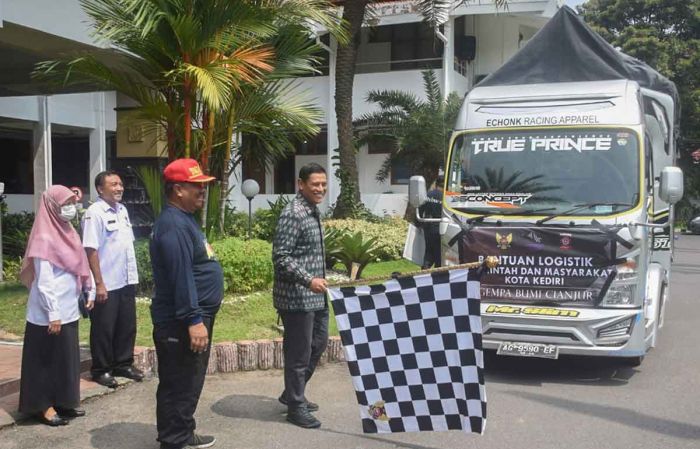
[134,336,346,377]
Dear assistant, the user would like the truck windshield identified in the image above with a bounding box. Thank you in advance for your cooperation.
[446,127,640,216]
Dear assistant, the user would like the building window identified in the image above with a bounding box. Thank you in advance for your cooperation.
[52,135,90,195]
[274,155,296,194]
[359,23,443,73]
[390,22,443,71]
[293,126,327,155]
[390,159,411,185]
[367,135,395,154]
[242,157,267,194]
[0,131,33,194]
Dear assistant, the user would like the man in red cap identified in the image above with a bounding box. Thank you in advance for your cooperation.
[149,158,222,449]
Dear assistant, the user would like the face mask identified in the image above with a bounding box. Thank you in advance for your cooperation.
[59,204,77,222]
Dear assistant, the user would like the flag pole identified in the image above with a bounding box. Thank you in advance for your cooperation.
[327,256,500,288]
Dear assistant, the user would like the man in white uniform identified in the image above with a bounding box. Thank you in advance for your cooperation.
[82,170,142,388]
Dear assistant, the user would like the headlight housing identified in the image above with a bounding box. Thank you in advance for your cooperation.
[600,262,639,308]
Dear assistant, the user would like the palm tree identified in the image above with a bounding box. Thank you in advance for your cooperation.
[331,0,507,218]
[332,0,371,218]
[35,0,344,162]
[35,0,346,232]
[357,70,461,191]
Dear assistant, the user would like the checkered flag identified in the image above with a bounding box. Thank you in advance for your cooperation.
[329,268,486,434]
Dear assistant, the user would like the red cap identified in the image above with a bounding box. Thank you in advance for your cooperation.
[163,158,215,183]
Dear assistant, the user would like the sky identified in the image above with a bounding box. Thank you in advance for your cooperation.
[565,0,586,8]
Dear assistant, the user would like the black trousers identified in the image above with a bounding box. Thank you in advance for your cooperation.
[89,284,137,377]
[422,228,442,269]
[154,317,214,449]
[19,321,80,415]
[280,308,329,409]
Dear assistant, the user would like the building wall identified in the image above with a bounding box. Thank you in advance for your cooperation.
[0,92,116,131]
[115,113,167,158]
[239,12,552,216]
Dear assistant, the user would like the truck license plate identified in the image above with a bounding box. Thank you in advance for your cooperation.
[497,342,559,359]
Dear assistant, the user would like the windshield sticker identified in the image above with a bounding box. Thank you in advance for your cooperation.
[484,305,580,318]
[448,192,532,209]
[484,115,600,127]
[471,135,612,154]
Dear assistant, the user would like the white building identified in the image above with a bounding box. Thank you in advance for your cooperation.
[228,0,563,216]
[0,0,562,222]
[0,0,116,213]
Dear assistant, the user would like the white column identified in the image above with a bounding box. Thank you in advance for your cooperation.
[32,96,52,207]
[442,17,455,99]
[89,92,107,200]
[325,35,340,213]
[265,163,274,195]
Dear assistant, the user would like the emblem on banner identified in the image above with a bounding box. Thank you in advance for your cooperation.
[369,401,390,421]
[496,232,513,250]
[559,233,572,250]
[523,230,544,251]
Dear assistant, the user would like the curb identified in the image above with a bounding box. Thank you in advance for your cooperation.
[133,335,346,375]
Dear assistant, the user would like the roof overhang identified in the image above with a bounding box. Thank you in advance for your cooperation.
[0,22,122,97]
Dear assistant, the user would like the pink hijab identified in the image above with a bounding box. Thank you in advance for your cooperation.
[19,185,91,292]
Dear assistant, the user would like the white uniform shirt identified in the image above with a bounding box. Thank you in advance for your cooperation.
[27,258,95,325]
[82,198,139,291]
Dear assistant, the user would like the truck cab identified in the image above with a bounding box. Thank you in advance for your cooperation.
[416,79,681,365]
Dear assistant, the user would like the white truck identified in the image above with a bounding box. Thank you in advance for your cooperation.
[409,7,684,366]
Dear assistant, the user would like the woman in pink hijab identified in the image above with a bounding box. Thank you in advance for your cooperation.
[18,185,95,426]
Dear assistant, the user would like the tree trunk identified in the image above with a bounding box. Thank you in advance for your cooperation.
[200,108,215,232]
[332,0,369,218]
[218,108,237,235]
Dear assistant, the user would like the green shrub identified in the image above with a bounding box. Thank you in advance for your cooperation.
[134,239,153,296]
[323,227,345,268]
[133,237,273,296]
[323,217,408,261]
[212,238,273,294]
[224,196,293,242]
[334,231,384,279]
[2,211,34,258]
[2,256,22,283]
[252,196,292,242]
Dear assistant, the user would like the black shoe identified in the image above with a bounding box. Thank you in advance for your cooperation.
[286,406,321,429]
[36,414,69,427]
[113,366,144,382]
[55,407,85,418]
[278,394,319,412]
[93,372,118,388]
[185,433,216,448]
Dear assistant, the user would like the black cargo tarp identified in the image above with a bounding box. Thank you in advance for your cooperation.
[478,6,680,135]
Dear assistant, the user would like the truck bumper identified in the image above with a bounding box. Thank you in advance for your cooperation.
[481,303,648,357]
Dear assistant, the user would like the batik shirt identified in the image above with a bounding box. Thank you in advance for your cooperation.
[272,193,326,311]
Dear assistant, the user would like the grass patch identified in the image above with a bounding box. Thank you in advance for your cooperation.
[359,259,420,279]
[0,283,29,338]
[0,259,418,345]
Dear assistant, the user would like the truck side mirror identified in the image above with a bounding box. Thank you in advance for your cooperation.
[409,176,428,208]
[659,166,683,204]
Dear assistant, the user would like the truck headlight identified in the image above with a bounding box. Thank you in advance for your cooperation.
[602,282,637,306]
[601,263,638,307]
